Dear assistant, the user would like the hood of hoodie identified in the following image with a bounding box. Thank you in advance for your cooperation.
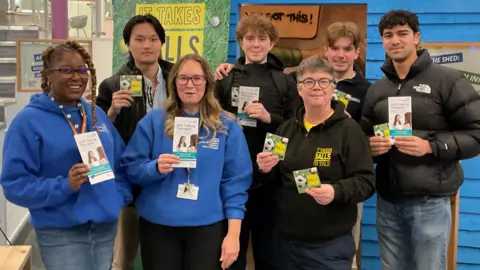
[234,52,285,72]
[293,100,348,132]
[381,49,432,83]
[27,93,96,130]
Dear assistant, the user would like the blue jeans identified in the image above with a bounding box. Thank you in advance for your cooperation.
[376,195,451,270]
[36,221,117,270]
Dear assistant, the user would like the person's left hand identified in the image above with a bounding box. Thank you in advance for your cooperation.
[394,136,432,157]
[305,184,335,205]
[220,233,240,269]
[244,102,271,123]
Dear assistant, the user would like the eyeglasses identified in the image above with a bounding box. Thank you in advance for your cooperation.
[52,67,90,78]
[299,78,334,89]
[176,75,206,86]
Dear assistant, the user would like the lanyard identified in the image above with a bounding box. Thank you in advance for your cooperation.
[61,105,87,135]
[184,168,192,192]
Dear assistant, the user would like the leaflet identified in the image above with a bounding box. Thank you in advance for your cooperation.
[120,75,143,97]
[238,86,260,127]
[388,96,412,137]
[172,117,199,168]
[74,131,114,185]
[263,133,289,160]
[293,167,321,194]
[333,89,350,108]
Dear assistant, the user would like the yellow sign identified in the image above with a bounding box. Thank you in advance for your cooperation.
[136,3,205,29]
[136,3,206,63]
[161,31,204,63]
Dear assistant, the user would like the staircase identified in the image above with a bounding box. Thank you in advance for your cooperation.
[0,25,40,100]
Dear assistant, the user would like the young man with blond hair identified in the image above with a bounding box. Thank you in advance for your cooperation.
[215,14,299,270]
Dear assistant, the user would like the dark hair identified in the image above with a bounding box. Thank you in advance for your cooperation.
[123,14,166,45]
[378,9,419,36]
[40,40,98,129]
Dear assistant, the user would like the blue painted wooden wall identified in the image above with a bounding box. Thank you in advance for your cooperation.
[227,0,480,269]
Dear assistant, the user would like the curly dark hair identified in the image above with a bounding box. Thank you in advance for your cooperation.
[378,9,419,36]
[40,40,98,129]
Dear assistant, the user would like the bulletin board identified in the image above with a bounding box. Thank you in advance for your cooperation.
[15,39,93,92]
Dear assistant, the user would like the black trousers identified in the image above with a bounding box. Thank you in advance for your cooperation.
[277,232,355,270]
[229,186,278,270]
[139,217,226,270]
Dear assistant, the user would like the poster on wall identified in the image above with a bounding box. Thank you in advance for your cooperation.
[423,44,480,92]
[16,39,92,92]
[112,0,230,73]
[239,4,367,75]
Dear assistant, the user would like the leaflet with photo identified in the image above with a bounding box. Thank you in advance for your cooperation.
[238,86,260,127]
[74,131,114,185]
[388,96,412,137]
[120,75,143,97]
[333,89,350,108]
[293,167,321,194]
[263,132,289,160]
[172,117,199,168]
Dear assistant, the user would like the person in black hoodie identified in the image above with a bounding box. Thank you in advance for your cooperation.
[257,55,375,270]
[96,15,173,270]
[361,10,480,270]
[215,14,300,270]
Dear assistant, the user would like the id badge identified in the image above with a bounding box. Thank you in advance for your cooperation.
[177,183,199,200]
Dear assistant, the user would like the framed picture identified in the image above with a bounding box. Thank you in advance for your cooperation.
[16,39,93,92]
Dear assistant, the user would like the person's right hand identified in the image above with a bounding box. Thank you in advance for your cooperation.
[215,63,235,80]
[68,163,90,191]
[108,90,134,117]
[256,152,279,173]
[369,136,392,156]
[157,154,181,174]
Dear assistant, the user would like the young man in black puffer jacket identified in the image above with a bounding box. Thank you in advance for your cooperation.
[361,9,480,270]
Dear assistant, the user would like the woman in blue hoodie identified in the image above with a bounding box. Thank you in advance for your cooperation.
[0,41,132,270]
[121,53,252,270]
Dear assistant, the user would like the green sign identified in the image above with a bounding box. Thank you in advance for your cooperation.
[112,0,230,73]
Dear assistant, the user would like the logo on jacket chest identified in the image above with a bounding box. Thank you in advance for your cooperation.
[413,84,431,94]
[313,148,332,167]
[199,137,220,150]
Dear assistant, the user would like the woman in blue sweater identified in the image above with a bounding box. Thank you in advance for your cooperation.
[121,53,252,270]
[0,41,132,269]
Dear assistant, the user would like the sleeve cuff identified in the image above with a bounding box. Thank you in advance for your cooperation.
[62,178,76,195]
[225,208,245,220]
[146,159,162,178]
[332,183,343,202]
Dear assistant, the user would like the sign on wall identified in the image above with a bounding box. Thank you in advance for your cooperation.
[239,4,368,76]
[112,0,230,73]
[422,43,480,92]
[16,39,92,92]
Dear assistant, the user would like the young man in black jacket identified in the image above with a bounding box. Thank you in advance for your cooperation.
[96,14,173,270]
[361,10,480,270]
[215,14,299,270]
[257,55,375,270]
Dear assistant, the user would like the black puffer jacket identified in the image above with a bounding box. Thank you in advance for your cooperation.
[360,49,480,201]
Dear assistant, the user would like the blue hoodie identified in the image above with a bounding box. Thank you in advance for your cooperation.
[121,109,252,227]
[0,93,132,229]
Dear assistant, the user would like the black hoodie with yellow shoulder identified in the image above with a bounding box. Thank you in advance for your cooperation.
[268,100,375,240]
